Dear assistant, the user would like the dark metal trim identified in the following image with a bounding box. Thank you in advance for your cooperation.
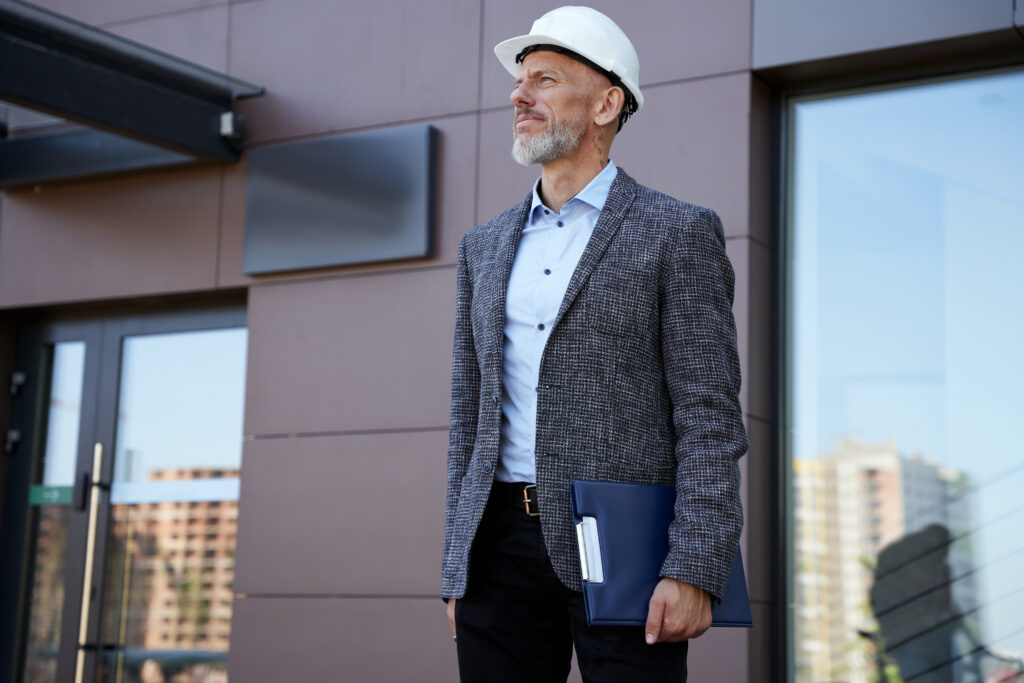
[0,1,262,102]
[0,129,196,189]
[754,27,1024,94]
[0,33,240,161]
[0,1,264,187]
[770,82,791,683]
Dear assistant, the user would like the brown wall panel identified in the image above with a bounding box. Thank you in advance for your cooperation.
[217,114,478,289]
[688,623,749,681]
[474,107,540,224]
[727,237,773,424]
[614,73,752,240]
[228,597,458,682]
[234,431,446,595]
[0,167,221,308]
[228,0,481,145]
[479,0,751,109]
[102,3,229,74]
[748,77,774,246]
[741,417,773,605]
[244,266,455,436]
[217,164,247,289]
[28,0,222,27]
[727,238,773,606]
[476,73,753,239]
[748,601,773,682]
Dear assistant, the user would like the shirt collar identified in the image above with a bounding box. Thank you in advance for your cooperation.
[529,160,618,225]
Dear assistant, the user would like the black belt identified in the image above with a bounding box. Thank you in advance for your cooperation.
[490,481,540,517]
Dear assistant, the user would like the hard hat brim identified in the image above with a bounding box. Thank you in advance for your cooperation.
[494,34,644,113]
[494,33,574,78]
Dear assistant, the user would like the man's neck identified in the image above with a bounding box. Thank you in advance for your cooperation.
[538,154,609,214]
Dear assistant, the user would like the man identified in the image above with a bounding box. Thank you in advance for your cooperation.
[441,6,747,681]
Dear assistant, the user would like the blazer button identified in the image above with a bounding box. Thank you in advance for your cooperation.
[482,461,493,473]
[493,395,500,407]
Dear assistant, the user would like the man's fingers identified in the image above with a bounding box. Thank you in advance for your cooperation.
[447,598,456,636]
[693,609,712,639]
[645,596,665,644]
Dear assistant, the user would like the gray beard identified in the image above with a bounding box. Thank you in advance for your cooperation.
[511,115,587,166]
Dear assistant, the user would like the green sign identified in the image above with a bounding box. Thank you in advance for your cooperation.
[28,485,73,506]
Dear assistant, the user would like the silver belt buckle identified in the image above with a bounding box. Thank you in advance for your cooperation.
[522,484,540,517]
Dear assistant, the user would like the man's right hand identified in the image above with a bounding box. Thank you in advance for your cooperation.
[447,598,456,637]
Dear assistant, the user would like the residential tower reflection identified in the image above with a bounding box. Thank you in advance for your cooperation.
[98,467,237,683]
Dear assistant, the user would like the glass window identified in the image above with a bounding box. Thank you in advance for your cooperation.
[787,69,1024,682]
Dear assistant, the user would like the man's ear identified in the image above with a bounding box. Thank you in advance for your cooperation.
[593,86,625,128]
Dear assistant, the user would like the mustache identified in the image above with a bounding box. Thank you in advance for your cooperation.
[515,108,546,121]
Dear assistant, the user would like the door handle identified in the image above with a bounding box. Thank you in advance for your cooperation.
[73,471,90,511]
[74,443,104,683]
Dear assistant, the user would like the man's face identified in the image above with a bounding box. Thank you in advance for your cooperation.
[510,51,599,166]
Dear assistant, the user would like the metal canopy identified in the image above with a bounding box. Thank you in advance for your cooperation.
[0,0,264,188]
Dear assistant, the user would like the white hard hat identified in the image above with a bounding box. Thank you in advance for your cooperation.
[494,6,643,127]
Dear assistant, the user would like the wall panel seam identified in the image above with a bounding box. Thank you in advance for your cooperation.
[245,109,482,149]
[726,235,774,249]
[98,1,240,29]
[246,425,449,440]
[247,262,456,290]
[476,67,754,118]
[745,414,772,427]
[235,593,442,599]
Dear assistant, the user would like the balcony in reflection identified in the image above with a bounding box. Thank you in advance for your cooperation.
[100,468,238,683]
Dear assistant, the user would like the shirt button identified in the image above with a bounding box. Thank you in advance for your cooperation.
[482,461,493,473]
[557,221,564,227]
[543,269,551,275]
[537,323,545,330]
[544,209,550,215]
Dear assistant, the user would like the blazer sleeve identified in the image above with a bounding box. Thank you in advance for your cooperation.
[658,206,748,602]
[441,235,481,596]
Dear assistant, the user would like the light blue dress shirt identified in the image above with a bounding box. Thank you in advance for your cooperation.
[496,160,619,483]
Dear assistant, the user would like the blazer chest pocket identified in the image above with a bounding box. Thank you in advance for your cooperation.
[587,270,656,338]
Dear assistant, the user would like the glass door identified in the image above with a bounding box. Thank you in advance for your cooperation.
[9,328,100,683]
[95,325,246,683]
[22,341,84,682]
[0,305,246,683]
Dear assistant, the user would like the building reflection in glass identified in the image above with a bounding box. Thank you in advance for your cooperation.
[99,468,237,683]
[792,440,1024,681]
[22,506,69,683]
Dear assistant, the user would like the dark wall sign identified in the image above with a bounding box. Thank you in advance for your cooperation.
[242,124,436,275]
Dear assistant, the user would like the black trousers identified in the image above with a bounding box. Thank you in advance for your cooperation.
[454,484,688,683]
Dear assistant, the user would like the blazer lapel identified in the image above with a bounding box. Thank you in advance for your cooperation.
[552,169,638,329]
[482,194,531,361]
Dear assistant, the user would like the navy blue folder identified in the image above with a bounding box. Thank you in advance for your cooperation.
[570,479,753,627]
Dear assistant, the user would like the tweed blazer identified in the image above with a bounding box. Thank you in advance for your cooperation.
[441,168,747,601]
